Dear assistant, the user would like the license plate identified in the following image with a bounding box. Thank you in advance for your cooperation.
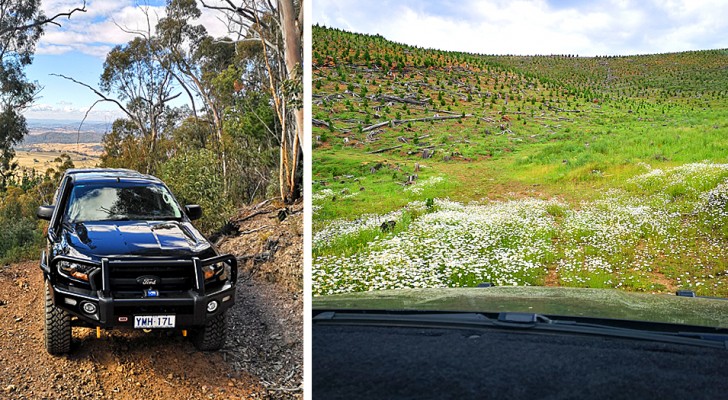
[134,315,176,328]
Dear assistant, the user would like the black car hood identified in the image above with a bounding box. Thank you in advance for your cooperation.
[62,220,213,260]
[313,287,728,329]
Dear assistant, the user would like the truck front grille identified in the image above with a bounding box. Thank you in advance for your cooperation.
[107,262,195,293]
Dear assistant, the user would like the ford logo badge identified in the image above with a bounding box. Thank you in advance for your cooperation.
[137,275,161,286]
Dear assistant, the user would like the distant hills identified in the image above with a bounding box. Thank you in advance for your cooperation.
[312,25,728,219]
[20,119,109,146]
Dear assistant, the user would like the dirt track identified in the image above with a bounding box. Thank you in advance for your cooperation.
[0,202,303,400]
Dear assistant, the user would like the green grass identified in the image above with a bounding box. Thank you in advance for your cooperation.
[312,26,728,297]
[313,208,424,258]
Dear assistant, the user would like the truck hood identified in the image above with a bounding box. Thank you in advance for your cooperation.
[63,220,213,259]
[313,287,728,329]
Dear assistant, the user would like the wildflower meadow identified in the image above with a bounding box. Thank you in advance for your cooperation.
[313,163,728,297]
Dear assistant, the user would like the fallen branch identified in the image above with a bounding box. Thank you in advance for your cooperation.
[367,144,404,154]
[312,118,330,128]
[235,209,272,224]
[362,114,470,133]
[240,225,271,235]
[253,199,273,210]
[361,120,391,132]
[430,108,463,115]
[548,106,582,113]
[375,94,429,106]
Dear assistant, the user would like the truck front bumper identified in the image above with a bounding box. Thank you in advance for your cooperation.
[45,255,238,329]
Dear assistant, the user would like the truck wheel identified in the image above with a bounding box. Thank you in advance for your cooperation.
[44,280,71,354]
[192,311,227,351]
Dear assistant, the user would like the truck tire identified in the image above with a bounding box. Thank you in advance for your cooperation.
[44,280,71,354]
[192,311,227,351]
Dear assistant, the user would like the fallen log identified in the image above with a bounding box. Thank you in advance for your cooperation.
[375,94,429,106]
[312,118,330,128]
[362,120,391,133]
[367,144,404,154]
[362,114,470,133]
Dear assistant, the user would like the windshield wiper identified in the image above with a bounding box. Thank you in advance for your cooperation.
[145,216,181,221]
[313,311,728,350]
[98,217,131,221]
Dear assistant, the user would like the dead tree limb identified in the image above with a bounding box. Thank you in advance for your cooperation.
[361,120,391,132]
[312,118,330,128]
[51,74,135,121]
[240,225,272,235]
[375,94,429,106]
[0,2,87,35]
[362,114,470,133]
[367,145,404,154]
[235,209,272,224]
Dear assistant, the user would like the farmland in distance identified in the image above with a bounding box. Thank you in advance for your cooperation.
[15,119,105,170]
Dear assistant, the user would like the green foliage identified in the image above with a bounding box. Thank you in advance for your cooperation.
[222,89,278,203]
[160,149,233,236]
[0,109,26,187]
[100,119,173,173]
[0,157,74,263]
[0,186,43,263]
[0,0,65,188]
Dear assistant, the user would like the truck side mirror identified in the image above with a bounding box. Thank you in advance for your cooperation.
[185,204,202,220]
[37,205,55,220]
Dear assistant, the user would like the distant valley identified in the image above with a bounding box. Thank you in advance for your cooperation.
[14,119,107,170]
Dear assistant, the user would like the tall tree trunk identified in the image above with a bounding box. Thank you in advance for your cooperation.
[279,0,303,201]
[279,0,303,145]
[279,101,290,201]
[148,119,158,174]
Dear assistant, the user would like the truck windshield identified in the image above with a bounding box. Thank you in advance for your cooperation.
[64,183,183,223]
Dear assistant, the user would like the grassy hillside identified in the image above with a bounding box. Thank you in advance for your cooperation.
[312,26,728,297]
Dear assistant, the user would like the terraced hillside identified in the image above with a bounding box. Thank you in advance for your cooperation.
[312,26,728,297]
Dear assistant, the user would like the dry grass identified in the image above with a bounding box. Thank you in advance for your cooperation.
[14,147,100,170]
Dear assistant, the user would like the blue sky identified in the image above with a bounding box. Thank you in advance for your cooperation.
[23,0,232,122]
[313,0,728,56]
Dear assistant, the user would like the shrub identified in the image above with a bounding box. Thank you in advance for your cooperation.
[160,149,233,236]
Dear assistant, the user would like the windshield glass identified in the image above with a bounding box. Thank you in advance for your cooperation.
[311,25,728,329]
[64,183,183,223]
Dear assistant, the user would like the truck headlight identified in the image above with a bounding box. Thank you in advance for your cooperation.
[58,261,98,282]
[202,262,228,281]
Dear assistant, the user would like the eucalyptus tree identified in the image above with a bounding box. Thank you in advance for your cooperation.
[202,0,303,203]
[100,36,180,173]
[156,0,236,190]
[0,0,85,186]
[57,33,181,174]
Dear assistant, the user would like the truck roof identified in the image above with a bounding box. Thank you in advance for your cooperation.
[63,168,162,184]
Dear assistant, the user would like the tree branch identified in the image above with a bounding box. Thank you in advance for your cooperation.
[51,73,136,122]
[0,2,87,36]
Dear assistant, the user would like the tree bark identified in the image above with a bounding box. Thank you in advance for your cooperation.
[279,0,303,202]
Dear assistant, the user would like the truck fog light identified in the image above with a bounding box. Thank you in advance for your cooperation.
[81,301,97,314]
[206,300,219,313]
[64,297,78,306]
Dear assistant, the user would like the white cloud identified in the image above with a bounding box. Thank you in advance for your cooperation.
[313,0,728,56]
[25,101,126,122]
[37,0,240,58]
[37,2,163,57]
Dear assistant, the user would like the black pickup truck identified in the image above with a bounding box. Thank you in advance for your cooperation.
[37,168,237,354]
